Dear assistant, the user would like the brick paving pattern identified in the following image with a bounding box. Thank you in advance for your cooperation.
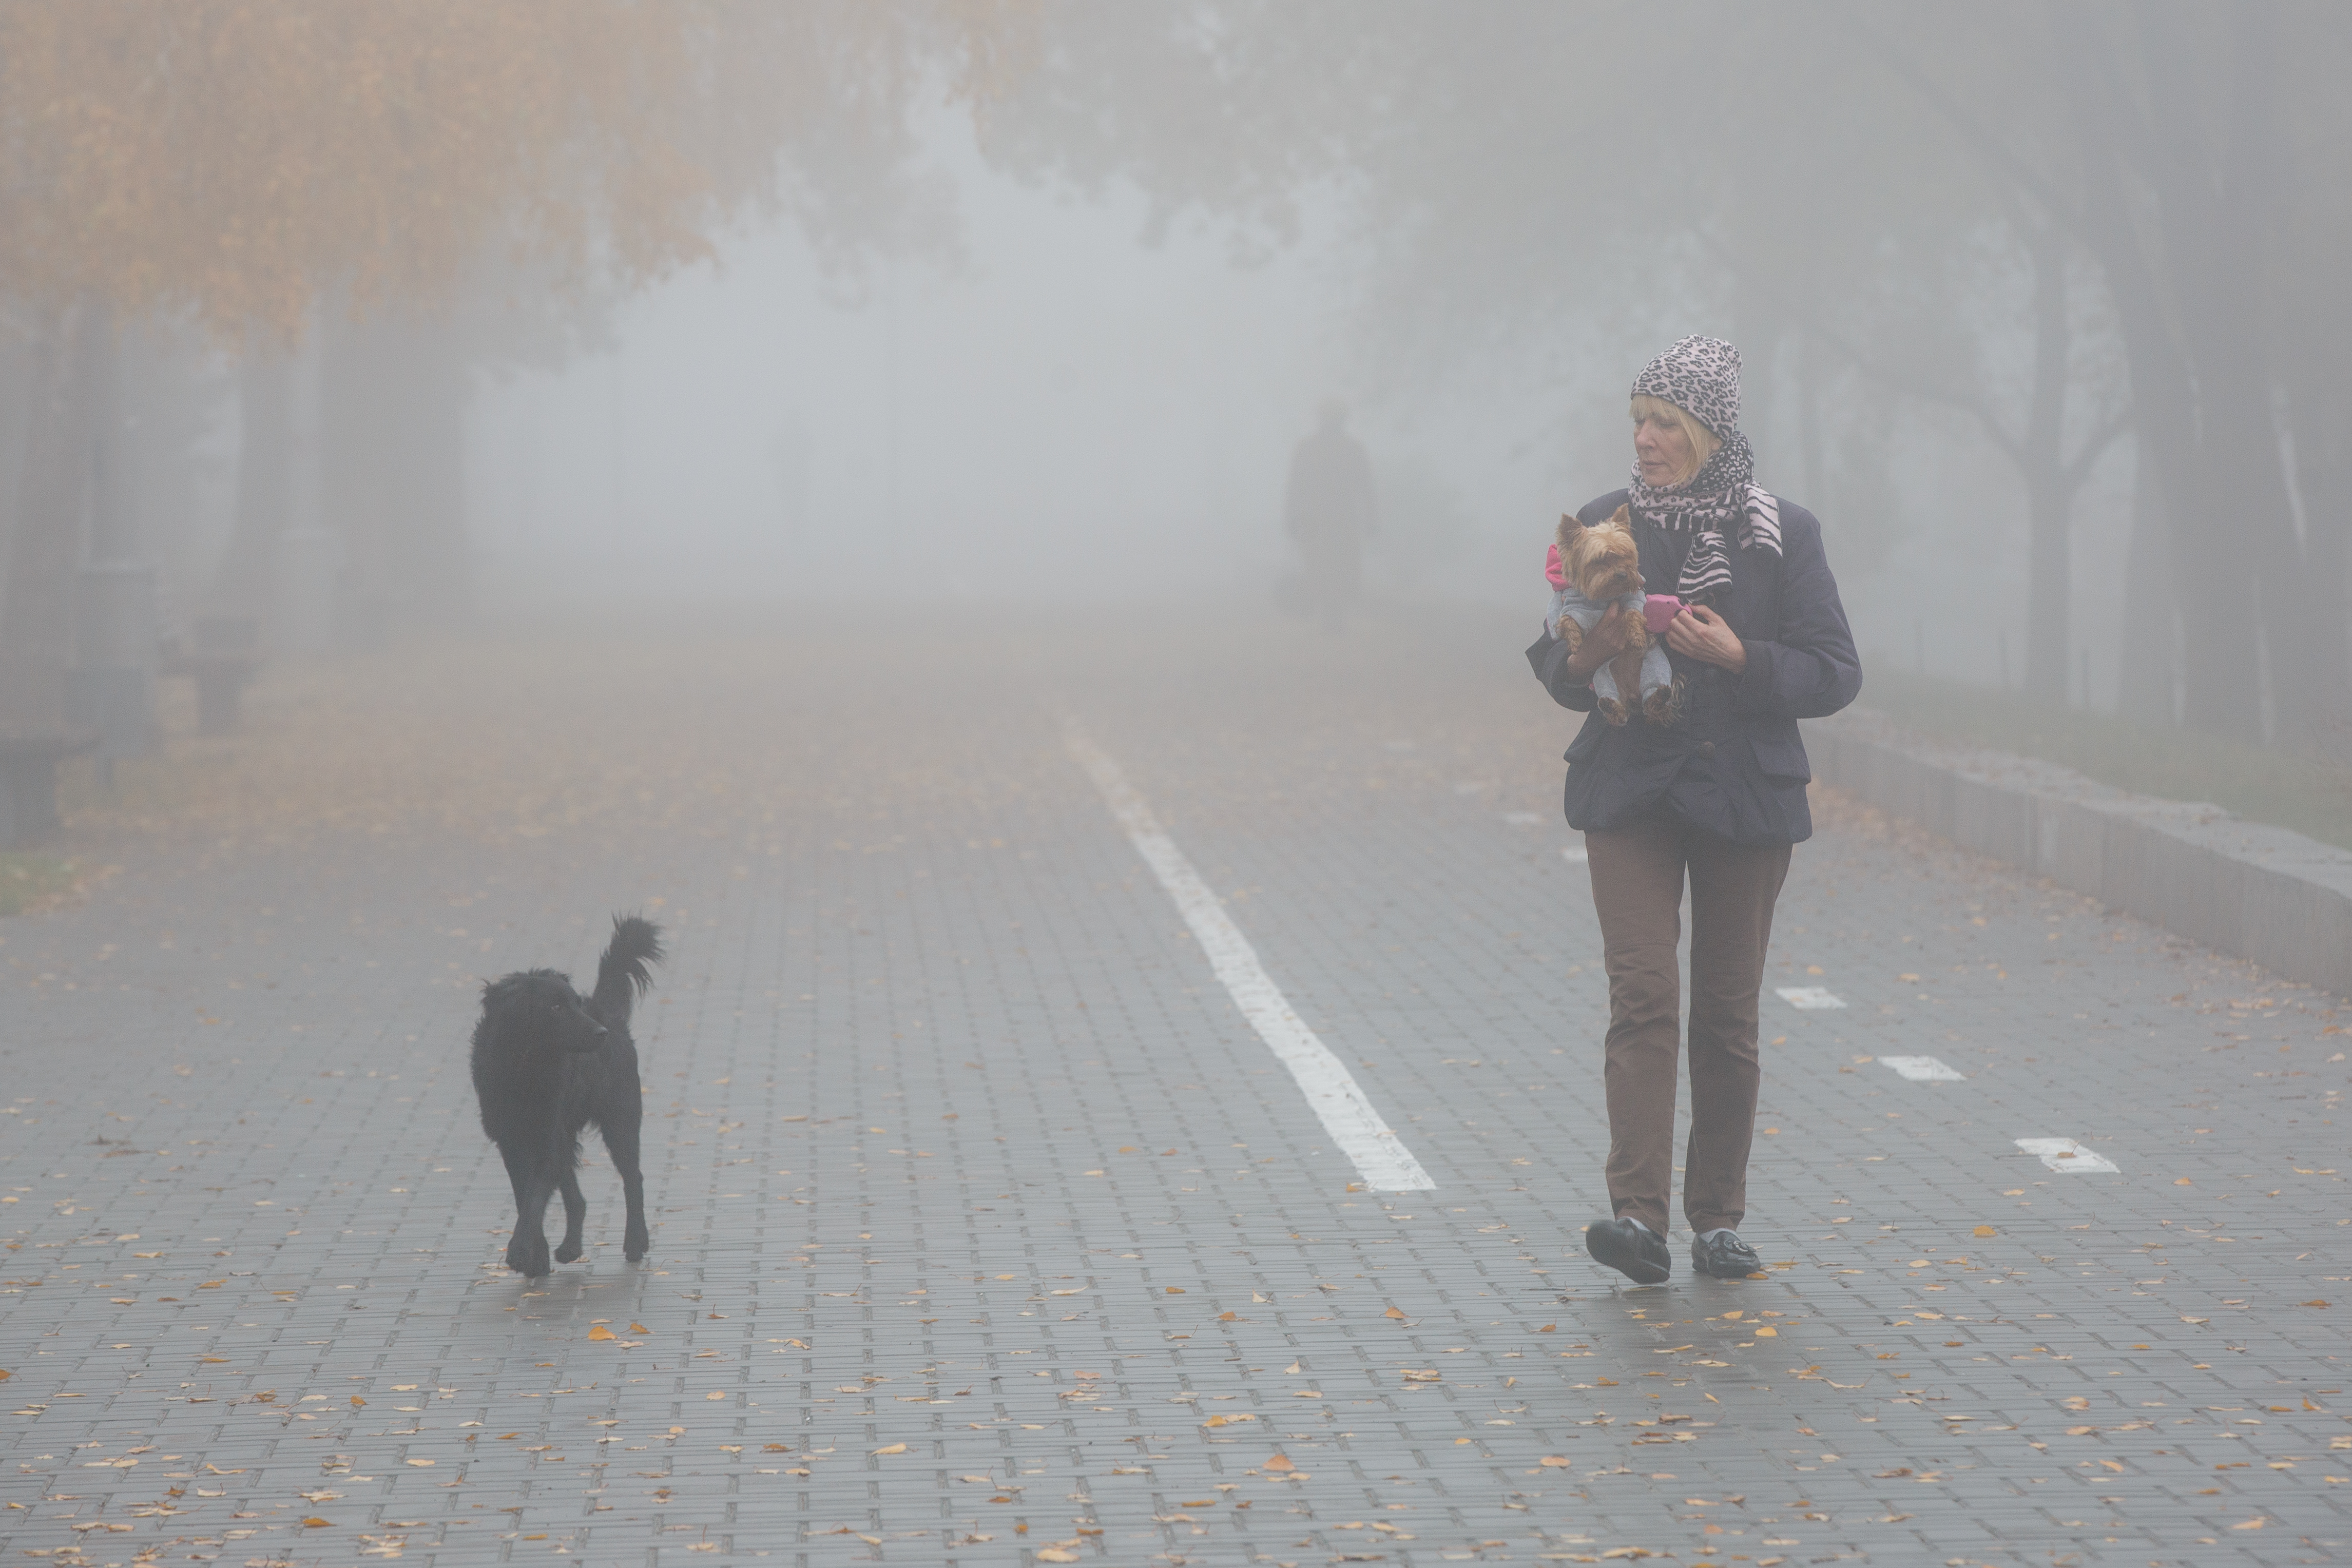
[1,607,2344,1567]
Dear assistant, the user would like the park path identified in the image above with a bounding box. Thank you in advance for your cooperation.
[1,604,2345,1567]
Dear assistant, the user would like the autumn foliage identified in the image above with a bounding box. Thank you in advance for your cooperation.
[0,0,1030,339]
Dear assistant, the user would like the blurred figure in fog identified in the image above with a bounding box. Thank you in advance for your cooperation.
[1284,398,1378,630]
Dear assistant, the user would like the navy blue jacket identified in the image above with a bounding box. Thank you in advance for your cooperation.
[1525,489,1862,844]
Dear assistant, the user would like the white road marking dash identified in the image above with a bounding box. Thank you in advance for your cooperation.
[2015,1137,2119,1174]
[1776,986,1846,1010]
[1878,1055,1965,1081]
[1067,724,1435,1192]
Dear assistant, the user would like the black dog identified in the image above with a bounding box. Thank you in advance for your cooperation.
[470,916,664,1275]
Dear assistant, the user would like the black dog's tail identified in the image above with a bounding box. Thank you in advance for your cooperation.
[592,915,665,1034]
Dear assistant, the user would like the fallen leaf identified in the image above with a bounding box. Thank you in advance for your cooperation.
[630,1323,650,1334]
[1217,1310,1239,1322]
[1384,1306,1408,1320]
[1973,1226,1996,1237]
[1263,1454,1296,1472]
[405,1459,434,1467]
[301,1516,332,1528]
[1037,1552,1078,1563]
[1753,1327,1777,1338]
[2232,1519,2267,1531]
[1540,1456,1572,1468]
[874,1443,908,1455]
[350,1396,365,1407]
[1400,1369,1442,1382]
[1285,1361,1302,1375]
[705,1391,726,1400]
[2301,1300,2330,1308]
[1052,1287,1089,1296]
[1163,1286,1183,1294]
[588,1325,616,1342]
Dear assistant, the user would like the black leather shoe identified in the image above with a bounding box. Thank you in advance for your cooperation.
[1690,1231,1762,1279]
[1585,1217,1671,1285]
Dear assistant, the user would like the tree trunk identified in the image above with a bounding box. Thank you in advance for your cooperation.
[2055,5,2261,740]
[322,309,474,632]
[2019,219,2072,698]
[2134,2,2320,740]
[2282,383,2351,757]
[0,302,103,737]
[207,351,294,619]
[2116,436,2177,725]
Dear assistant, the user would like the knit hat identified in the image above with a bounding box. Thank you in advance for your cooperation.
[1631,335,1741,438]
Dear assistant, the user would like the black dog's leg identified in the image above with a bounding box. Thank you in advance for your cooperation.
[553,1166,588,1264]
[600,1112,651,1263]
[498,1143,555,1276]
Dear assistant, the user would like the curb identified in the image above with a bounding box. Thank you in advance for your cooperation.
[1802,708,2352,999]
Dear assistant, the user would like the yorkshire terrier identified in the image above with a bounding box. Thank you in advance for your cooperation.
[1547,506,1680,726]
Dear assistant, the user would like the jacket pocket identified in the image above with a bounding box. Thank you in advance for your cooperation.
[1749,731,1811,783]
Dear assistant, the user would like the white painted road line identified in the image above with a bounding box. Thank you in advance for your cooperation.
[1776,986,1847,1010]
[1066,725,1436,1192]
[2016,1137,2120,1174]
[1878,1055,1966,1081]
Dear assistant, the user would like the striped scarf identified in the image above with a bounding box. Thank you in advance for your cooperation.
[1626,430,1782,604]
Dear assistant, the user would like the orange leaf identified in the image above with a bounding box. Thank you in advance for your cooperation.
[302,1517,332,1527]
[1263,1453,1295,1472]
[1384,1306,1407,1320]
[630,1323,651,1334]
[588,1325,616,1342]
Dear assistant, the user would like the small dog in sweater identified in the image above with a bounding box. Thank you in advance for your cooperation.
[1548,507,1678,725]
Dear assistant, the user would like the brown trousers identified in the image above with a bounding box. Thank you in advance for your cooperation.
[1585,804,1791,1237]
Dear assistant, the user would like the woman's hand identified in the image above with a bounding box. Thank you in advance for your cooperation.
[1665,602,1746,673]
[1564,602,1641,682]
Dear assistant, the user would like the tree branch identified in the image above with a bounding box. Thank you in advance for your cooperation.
[1817,0,2081,240]
[1688,227,2024,465]
[2063,403,2136,490]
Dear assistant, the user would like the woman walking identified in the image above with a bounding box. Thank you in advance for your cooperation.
[1527,336,1861,1284]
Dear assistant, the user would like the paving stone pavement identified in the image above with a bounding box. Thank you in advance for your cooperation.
[1,606,2345,1568]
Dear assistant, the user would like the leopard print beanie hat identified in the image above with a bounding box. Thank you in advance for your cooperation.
[1631,334,1741,437]
[1625,335,1782,604]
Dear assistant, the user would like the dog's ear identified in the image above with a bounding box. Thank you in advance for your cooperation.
[1557,513,1588,552]
[1606,504,1631,530]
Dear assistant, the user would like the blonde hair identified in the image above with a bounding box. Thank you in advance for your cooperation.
[1631,393,1721,486]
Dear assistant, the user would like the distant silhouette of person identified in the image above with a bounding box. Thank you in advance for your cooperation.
[1285,399,1378,629]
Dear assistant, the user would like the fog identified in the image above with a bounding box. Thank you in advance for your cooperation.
[468,148,1371,605]
[4,3,2349,798]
